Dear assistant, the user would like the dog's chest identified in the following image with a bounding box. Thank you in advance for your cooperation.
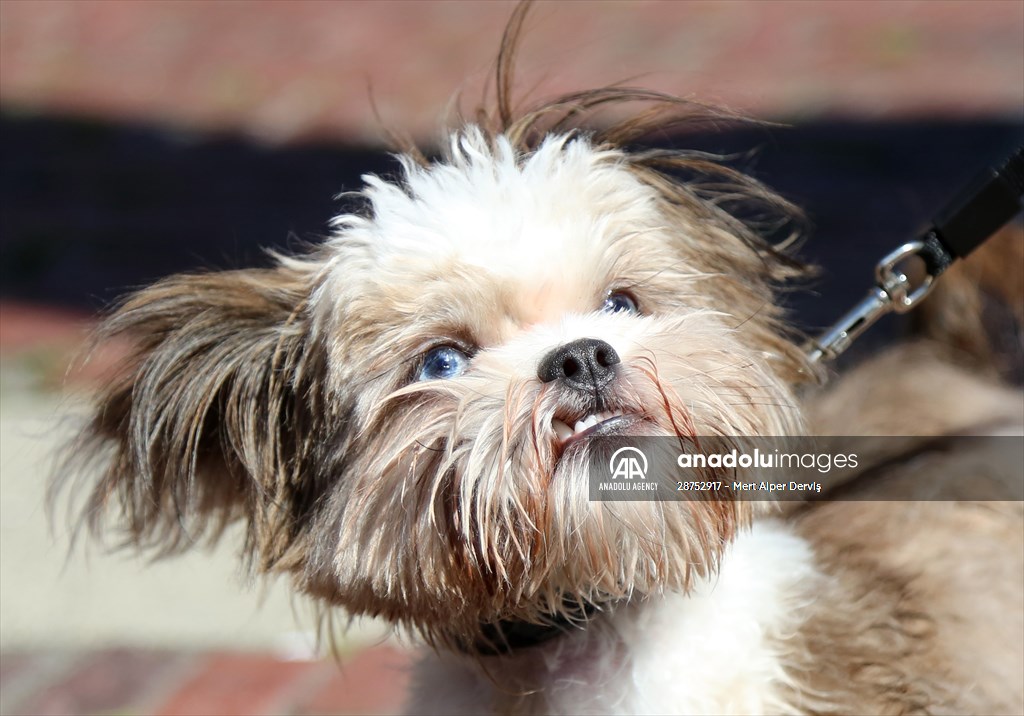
[411,521,821,715]
[609,522,820,715]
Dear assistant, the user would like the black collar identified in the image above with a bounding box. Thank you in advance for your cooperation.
[466,600,601,656]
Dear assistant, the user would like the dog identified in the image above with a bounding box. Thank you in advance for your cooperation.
[59,6,1023,714]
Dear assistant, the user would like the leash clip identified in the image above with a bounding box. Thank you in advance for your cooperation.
[806,240,936,364]
[805,145,1022,365]
[876,239,935,311]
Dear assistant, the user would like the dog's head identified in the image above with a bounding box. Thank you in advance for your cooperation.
[62,40,815,649]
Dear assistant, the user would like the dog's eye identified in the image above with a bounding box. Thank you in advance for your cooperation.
[418,345,470,381]
[602,291,639,315]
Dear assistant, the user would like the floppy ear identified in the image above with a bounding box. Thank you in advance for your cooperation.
[63,262,329,568]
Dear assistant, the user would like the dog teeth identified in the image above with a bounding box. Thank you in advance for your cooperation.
[552,419,574,441]
[557,410,626,439]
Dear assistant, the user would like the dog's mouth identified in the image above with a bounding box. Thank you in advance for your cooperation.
[552,409,644,449]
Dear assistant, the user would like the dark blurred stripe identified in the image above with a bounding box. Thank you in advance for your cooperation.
[2,112,1020,354]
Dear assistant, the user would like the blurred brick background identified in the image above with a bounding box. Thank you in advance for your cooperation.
[2,0,1022,143]
[1,2,1022,715]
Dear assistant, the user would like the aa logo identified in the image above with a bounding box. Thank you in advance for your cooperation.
[609,446,648,480]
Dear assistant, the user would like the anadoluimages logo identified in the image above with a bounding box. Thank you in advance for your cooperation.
[609,446,648,481]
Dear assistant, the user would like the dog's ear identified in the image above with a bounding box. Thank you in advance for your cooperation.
[61,262,327,568]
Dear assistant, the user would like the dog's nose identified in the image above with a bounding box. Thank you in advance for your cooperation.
[537,338,620,391]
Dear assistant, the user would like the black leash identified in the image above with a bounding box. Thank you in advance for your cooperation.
[807,146,1024,363]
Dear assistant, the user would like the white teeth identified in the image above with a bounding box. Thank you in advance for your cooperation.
[552,419,574,441]
[573,414,599,433]
[555,410,627,441]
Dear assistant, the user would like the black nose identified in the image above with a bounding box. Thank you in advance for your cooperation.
[537,338,620,391]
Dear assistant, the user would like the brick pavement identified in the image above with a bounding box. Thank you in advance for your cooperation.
[0,646,413,716]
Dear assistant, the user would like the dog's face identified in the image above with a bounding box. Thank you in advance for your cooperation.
[69,119,812,647]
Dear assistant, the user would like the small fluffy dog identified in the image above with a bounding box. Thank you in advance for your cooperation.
[62,9,1023,715]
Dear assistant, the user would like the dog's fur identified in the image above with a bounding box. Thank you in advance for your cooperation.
[58,6,1023,714]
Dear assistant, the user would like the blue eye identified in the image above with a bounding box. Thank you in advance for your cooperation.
[418,345,469,381]
[602,292,639,314]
